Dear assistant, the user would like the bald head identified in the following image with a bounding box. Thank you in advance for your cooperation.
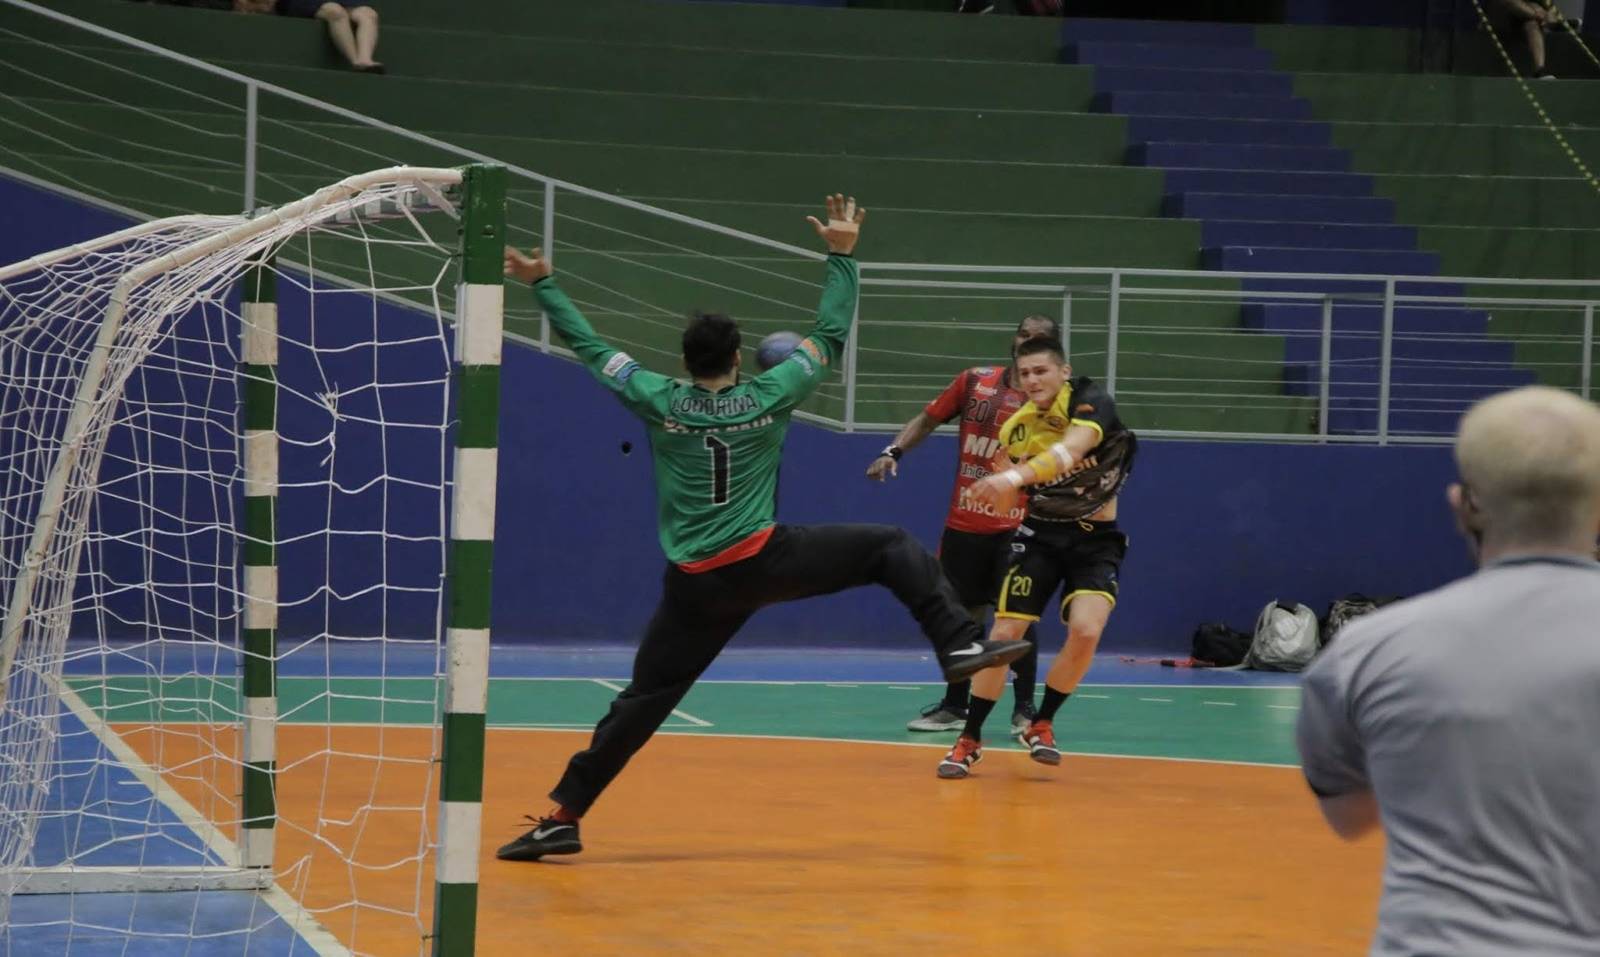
[1454,386,1600,551]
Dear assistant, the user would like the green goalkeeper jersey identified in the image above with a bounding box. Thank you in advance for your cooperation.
[533,254,857,565]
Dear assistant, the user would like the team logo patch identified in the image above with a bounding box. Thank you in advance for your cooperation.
[601,351,638,381]
[798,338,828,366]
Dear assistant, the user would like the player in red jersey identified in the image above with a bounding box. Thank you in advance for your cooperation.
[866,315,1056,735]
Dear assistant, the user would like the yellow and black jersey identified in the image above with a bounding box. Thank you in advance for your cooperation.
[1000,376,1136,522]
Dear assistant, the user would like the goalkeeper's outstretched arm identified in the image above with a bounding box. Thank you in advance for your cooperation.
[504,245,673,420]
[747,193,867,413]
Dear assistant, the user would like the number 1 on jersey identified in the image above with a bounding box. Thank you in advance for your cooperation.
[704,435,730,506]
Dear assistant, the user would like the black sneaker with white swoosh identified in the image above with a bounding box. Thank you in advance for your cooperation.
[497,814,582,861]
[937,638,1031,682]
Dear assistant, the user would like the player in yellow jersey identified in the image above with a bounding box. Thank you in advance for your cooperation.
[934,336,1136,778]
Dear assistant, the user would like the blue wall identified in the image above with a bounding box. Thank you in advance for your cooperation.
[502,341,1471,653]
[5,173,1473,656]
[1283,0,1424,27]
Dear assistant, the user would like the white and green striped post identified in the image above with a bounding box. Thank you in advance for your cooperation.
[432,163,505,957]
[239,252,278,870]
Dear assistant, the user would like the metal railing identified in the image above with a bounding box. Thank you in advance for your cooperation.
[857,265,1600,443]
[4,0,1598,444]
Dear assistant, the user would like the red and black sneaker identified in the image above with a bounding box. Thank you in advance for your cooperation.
[1018,720,1061,766]
[937,735,984,779]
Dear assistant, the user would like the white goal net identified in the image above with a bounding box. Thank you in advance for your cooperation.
[0,165,500,956]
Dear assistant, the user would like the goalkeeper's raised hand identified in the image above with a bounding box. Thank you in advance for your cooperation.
[806,194,866,256]
[503,245,552,284]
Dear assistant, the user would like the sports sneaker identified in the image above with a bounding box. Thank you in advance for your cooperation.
[1018,720,1061,766]
[937,735,983,779]
[1010,699,1037,737]
[496,814,582,861]
[908,701,968,732]
[938,638,1031,682]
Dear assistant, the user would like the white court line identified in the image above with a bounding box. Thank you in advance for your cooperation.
[1202,701,1237,707]
[98,719,1300,771]
[503,721,700,729]
[1075,694,1110,699]
[590,678,712,727]
[1138,697,1174,703]
[886,686,921,691]
[1268,705,1299,711]
[488,676,1302,691]
[824,683,859,688]
[512,727,1303,770]
[57,683,351,957]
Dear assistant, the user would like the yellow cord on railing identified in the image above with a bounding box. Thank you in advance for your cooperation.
[1540,0,1600,69]
[1467,0,1600,194]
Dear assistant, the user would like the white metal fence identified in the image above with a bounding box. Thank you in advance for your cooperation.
[4,0,1597,444]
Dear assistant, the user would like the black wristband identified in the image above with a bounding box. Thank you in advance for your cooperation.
[880,445,902,461]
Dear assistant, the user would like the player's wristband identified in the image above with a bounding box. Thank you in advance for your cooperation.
[1052,447,1074,471]
[1001,468,1026,489]
[880,445,902,461]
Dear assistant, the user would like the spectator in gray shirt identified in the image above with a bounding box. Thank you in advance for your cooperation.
[1297,385,1600,957]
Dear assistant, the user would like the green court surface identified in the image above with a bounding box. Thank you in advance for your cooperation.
[70,676,1303,767]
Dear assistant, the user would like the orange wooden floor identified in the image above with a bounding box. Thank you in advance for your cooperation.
[116,725,1382,956]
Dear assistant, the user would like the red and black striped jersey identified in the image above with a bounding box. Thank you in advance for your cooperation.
[924,365,1030,534]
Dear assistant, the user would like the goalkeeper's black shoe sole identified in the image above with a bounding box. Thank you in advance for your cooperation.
[496,820,582,862]
[939,639,1031,682]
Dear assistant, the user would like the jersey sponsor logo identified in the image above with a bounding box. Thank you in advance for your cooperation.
[972,383,997,397]
[664,414,775,435]
[798,338,827,366]
[670,392,759,418]
[962,433,1003,460]
[602,351,637,380]
[974,366,993,375]
[1034,453,1099,492]
[957,497,1025,522]
[790,351,815,376]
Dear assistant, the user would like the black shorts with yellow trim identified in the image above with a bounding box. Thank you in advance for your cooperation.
[994,518,1127,624]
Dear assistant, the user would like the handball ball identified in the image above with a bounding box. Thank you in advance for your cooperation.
[756,331,804,371]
